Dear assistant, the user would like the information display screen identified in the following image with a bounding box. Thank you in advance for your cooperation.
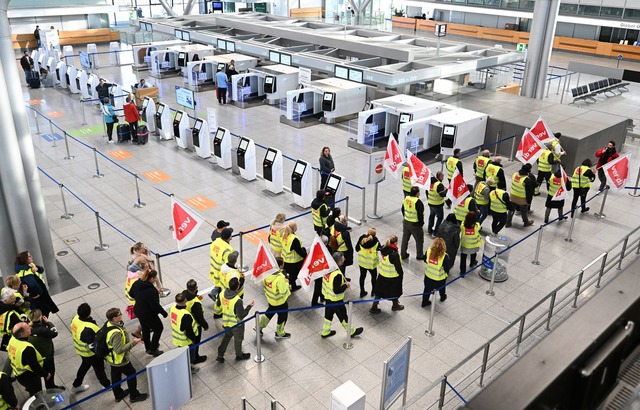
[323,92,333,101]
[142,98,149,109]
[265,150,276,162]
[327,175,339,190]
[175,111,183,122]
[280,54,291,66]
[294,161,306,175]
[212,1,223,10]
[265,76,273,84]
[269,51,280,63]
[399,113,412,123]
[443,125,455,135]
[183,31,190,41]
[227,41,235,52]
[238,138,249,151]
[217,63,226,71]
[175,86,195,109]
[348,69,363,83]
[334,66,348,79]
[217,39,226,50]
[193,119,202,131]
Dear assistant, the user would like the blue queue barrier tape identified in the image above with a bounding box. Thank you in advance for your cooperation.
[61,368,147,409]
[446,379,468,405]
[95,150,136,176]
[97,213,138,243]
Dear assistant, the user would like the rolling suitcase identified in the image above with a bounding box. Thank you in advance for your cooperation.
[117,123,131,143]
[27,71,40,89]
[137,124,149,145]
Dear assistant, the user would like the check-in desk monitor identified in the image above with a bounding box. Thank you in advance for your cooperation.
[322,92,336,112]
[237,138,249,168]
[178,52,187,67]
[237,137,256,181]
[264,76,276,94]
[441,124,456,149]
[324,173,345,204]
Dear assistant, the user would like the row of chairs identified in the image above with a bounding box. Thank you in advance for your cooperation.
[570,78,630,104]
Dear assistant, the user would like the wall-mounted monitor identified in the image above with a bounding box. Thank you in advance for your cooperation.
[269,51,280,63]
[214,128,225,141]
[178,52,186,66]
[175,111,183,122]
[157,104,165,114]
[212,1,223,10]
[227,41,235,52]
[174,29,181,39]
[334,65,348,79]
[265,150,276,162]
[280,54,291,66]
[294,161,306,175]
[348,69,363,83]
[175,86,195,110]
[399,113,412,123]
[327,175,340,190]
[183,31,190,41]
[443,125,455,135]
[238,138,249,151]
[217,39,226,50]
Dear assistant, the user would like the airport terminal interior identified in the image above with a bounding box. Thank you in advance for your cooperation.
[4,6,640,410]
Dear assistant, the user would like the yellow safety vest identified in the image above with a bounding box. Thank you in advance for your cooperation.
[312,203,329,229]
[402,166,412,193]
[485,164,500,187]
[474,182,489,206]
[263,272,290,306]
[571,165,592,188]
[511,173,527,199]
[105,324,126,365]
[329,226,348,252]
[16,264,44,282]
[0,311,20,336]
[453,197,471,222]
[461,223,482,249]
[0,373,8,410]
[490,189,507,213]
[538,150,552,173]
[378,254,398,278]
[551,140,562,160]
[124,273,138,305]
[221,293,241,328]
[209,238,233,286]
[184,294,203,318]
[428,181,445,206]
[403,196,419,222]
[170,305,199,347]
[269,226,283,254]
[357,241,379,270]
[475,155,490,179]
[425,249,447,281]
[7,338,43,376]
[71,315,99,357]
[548,175,563,197]
[322,269,345,302]
[446,157,459,181]
[281,234,304,264]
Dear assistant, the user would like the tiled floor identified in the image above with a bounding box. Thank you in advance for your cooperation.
[10,30,640,409]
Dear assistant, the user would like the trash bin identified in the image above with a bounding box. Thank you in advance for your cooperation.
[479,234,511,282]
[23,388,69,409]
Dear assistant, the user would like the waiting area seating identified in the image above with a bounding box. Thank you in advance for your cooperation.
[570,78,629,104]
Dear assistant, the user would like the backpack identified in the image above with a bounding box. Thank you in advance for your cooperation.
[92,322,113,359]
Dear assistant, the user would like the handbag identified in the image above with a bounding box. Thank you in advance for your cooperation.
[126,304,136,320]
[0,334,10,352]
[112,115,119,123]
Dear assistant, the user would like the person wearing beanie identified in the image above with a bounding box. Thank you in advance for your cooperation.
[506,164,536,228]
[211,220,230,241]
[70,303,111,394]
[209,227,234,304]
[181,280,208,364]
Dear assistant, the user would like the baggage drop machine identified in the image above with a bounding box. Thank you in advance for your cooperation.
[155,103,172,140]
[67,66,79,93]
[86,74,100,104]
[55,61,67,88]
[236,137,256,181]
[259,64,299,105]
[191,118,210,159]
[422,108,488,156]
[231,73,264,108]
[324,173,346,206]
[263,148,283,194]
[212,127,232,169]
[291,160,312,208]
[173,110,191,150]
[77,70,90,100]
[141,97,157,133]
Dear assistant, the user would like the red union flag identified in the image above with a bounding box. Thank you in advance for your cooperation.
[298,236,338,292]
[529,116,556,143]
[383,136,405,178]
[551,166,569,202]
[171,197,204,251]
[252,239,279,283]
[407,150,431,189]
[516,129,546,165]
[602,153,631,190]
[446,168,469,208]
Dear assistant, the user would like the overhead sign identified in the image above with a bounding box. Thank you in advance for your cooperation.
[516,43,527,52]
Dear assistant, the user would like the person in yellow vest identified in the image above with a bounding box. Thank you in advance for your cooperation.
[258,257,291,339]
[330,215,354,276]
[268,213,286,257]
[545,167,572,223]
[460,212,482,275]
[14,251,58,317]
[427,171,447,236]
[104,307,148,403]
[421,238,452,307]
[214,251,244,317]
[506,164,536,228]
[182,280,208,364]
[216,277,255,363]
[473,149,491,182]
[446,148,463,183]
[27,310,63,390]
[355,228,381,298]
[489,186,511,235]
[452,185,478,225]
[401,164,412,197]
[570,159,596,217]
[551,133,566,165]
[208,227,234,302]
[0,371,17,410]
[321,252,364,338]
[484,156,506,190]
[0,290,25,375]
[7,322,49,397]
[474,177,493,226]
[400,186,425,261]
[1,276,29,317]
[535,143,558,195]
[370,235,404,313]
[281,221,307,292]
[170,293,200,374]
[70,303,110,394]
[311,190,331,235]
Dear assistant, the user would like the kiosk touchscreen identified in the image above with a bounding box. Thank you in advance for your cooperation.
[173,110,191,150]
[324,173,346,205]
[291,159,312,208]
[322,92,336,112]
[263,148,283,194]
[155,103,173,140]
[177,52,188,67]
[142,97,157,133]
[191,118,210,158]
[264,76,276,94]
[236,137,256,181]
[212,127,232,169]
[440,124,457,156]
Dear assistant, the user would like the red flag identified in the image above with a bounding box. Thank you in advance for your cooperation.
[252,239,279,283]
[602,153,631,190]
[407,150,431,190]
[446,168,469,208]
[383,136,404,178]
[298,236,339,292]
[551,166,569,202]
[171,197,204,251]
[529,116,555,143]
[516,129,546,165]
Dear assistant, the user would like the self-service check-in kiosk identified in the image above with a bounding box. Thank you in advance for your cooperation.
[173,110,191,150]
[155,103,172,140]
[86,74,100,103]
[236,137,256,181]
[324,173,346,205]
[77,70,90,99]
[67,66,79,93]
[322,91,336,112]
[109,83,124,111]
[87,43,98,68]
[291,160,312,208]
[264,76,275,94]
[212,127,232,169]
[141,97,156,133]
[55,61,67,88]
[191,118,210,159]
[263,148,283,194]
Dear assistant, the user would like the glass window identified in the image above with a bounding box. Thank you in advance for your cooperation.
[468,0,483,5]
[624,8,640,20]
[484,0,501,6]
[601,7,623,17]
[518,0,535,10]
[559,3,578,14]
[578,5,601,15]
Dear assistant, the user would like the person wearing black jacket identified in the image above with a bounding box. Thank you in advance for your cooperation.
[0,371,18,410]
[28,309,63,390]
[130,269,168,357]
[14,251,58,317]
[20,51,34,73]
[170,293,199,373]
[8,322,49,397]
[484,157,507,190]
[400,186,425,261]
[216,278,254,362]
[95,78,111,103]
[33,26,41,48]
[427,172,447,236]
[281,222,307,291]
[225,62,238,99]
[370,235,404,313]
[332,215,354,276]
[436,214,461,271]
[71,303,110,393]
[506,164,536,228]
[182,280,208,364]
[320,253,363,338]
[355,228,381,298]
[311,190,331,236]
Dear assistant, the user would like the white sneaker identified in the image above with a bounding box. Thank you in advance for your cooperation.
[107,140,115,144]
[72,384,90,393]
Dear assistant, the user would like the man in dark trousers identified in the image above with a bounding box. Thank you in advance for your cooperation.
[400,186,425,261]
[427,171,447,236]
[216,277,254,363]
[311,190,330,236]
[20,51,34,73]
[182,279,208,364]
[0,370,17,410]
[7,322,49,397]
[506,164,536,228]
[70,303,111,393]
[595,141,619,191]
[170,293,200,373]
[321,252,363,338]
[33,26,41,48]
[95,78,111,103]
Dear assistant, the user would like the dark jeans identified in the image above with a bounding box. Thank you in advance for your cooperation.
[324,304,348,323]
[359,266,377,295]
[43,357,57,389]
[428,205,444,235]
[537,171,552,192]
[460,253,477,274]
[73,354,110,388]
[216,87,227,104]
[106,122,114,141]
[263,302,288,325]
[491,211,507,234]
[285,261,303,287]
[320,173,329,190]
[477,204,489,225]
[139,315,164,353]
[128,121,139,142]
[507,203,530,225]
[597,168,608,191]
[17,371,42,397]
[312,278,324,305]
[217,325,245,358]
[400,220,424,257]
[110,362,140,399]
[571,188,589,216]
[422,276,446,305]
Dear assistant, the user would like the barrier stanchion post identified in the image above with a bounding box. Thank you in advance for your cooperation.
[594,188,608,218]
[81,99,87,125]
[238,232,249,273]
[618,237,628,270]
[49,120,57,148]
[478,343,490,387]
[59,184,74,219]
[360,187,366,223]
[92,148,104,178]
[565,213,576,242]
[94,211,109,251]
[596,253,608,288]
[493,131,500,157]
[572,270,584,308]
[629,166,640,197]
[425,291,437,337]
[102,116,107,139]
[33,110,41,134]
[560,73,568,104]
[154,253,171,297]
[345,196,350,221]
[486,251,498,296]
[367,183,382,219]
[509,137,516,162]
[531,225,544,265]
[63,131,74,160]
[438,376,447,409]
[133,174,146,208]
[343,301,353,350]
[545,291,557,331]
[514,316,525,357]
[254,312,265,363]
